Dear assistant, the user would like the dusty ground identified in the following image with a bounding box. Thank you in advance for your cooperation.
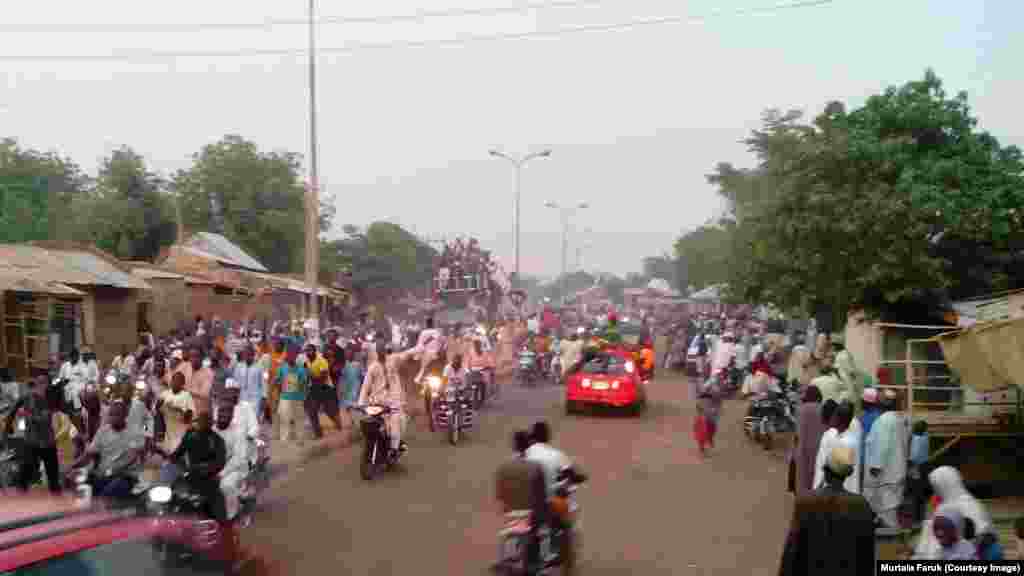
[242,370,793,575]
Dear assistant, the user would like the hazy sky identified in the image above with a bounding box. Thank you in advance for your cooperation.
[2,0,1020,277]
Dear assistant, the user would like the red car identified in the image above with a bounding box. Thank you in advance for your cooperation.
[0,495,248,575]
[565,347,648,415]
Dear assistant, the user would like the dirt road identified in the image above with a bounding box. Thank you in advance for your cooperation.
[243,370,791,575]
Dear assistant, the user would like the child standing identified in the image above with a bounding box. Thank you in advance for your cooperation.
[694,377,723,457]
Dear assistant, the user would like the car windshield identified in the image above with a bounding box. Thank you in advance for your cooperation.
[582,354,628,375]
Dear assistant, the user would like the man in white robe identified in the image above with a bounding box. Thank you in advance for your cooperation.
[864,389,909,527]
[214,379,261,521]
[813,400,862,494]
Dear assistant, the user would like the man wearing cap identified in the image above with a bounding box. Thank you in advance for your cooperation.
[864,389,909,528]
[779,445,875,575]
[214,377,260,522]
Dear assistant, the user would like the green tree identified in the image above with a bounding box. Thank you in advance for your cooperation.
[701,70,1024,324]
[80,146,178,260]
[174,135,331,273]
[0,138,87,243]
[321,222,435,302]
[673,223,732,292]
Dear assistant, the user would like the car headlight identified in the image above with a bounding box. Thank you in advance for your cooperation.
[624,361,635,374]
[427,376,442,391]
[581,378,591,388]
[149,485,173,504]
[105,374,117,385]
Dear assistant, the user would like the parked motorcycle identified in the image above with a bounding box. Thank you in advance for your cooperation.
[356,404,404,480]
[495,464,587,576]
[425,375,475,446]
[743,377,799,450]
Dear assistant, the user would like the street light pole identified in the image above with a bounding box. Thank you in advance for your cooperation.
[304,0,321,331]
[488,149,551,289]
[544,201,588,305]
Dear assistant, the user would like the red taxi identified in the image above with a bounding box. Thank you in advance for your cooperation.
[565,346,648,415]
[0,495,245,575]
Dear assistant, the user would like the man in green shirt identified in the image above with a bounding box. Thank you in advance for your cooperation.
[274,345,309,444]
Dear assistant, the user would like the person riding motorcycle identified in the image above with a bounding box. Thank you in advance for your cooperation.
[359,342,408,454]
[495,430,549,572]
[70,400,145,501]
[159,411,228,522]
[442,354,469,391]
[413,317,444,385]
[524,421,572,500]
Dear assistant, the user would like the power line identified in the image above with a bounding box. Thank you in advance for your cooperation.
[0,0,835,63]
[0,0,603,34]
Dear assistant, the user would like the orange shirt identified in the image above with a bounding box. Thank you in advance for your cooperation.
[641,348,655,371]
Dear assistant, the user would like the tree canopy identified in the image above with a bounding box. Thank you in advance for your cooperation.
[682,70,1024,325]
[173,135,331,273]
[321,221,436,302]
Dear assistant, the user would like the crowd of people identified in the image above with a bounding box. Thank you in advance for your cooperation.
[779,361,1014,571]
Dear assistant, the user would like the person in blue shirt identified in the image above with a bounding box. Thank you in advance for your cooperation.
[858,388,884,492]
[907,420,930,523]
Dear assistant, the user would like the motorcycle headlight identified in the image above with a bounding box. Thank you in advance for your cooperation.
[149,485,173,504]
[365,405,384,416]
[427,376,442,391]
[135,380,146,392]
[105,374,117,385]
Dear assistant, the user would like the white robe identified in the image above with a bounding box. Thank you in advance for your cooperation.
[913,466,993,559]
[216,402,261,520]
[812,419,863,494]
[863,410,909,525]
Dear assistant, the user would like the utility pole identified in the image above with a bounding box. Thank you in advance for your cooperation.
[488,149,552,289]
[544,201,588,305]
[304,0,321,330]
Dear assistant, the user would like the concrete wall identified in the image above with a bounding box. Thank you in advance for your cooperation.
[141,277,188,337]
[90,286,141,364]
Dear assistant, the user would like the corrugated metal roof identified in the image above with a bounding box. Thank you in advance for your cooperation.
[0,244,151,290]
[132,268,185,280]
[0,273,85,296]
[184,232,268,272]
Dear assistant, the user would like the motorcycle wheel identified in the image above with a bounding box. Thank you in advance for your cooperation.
[360,442,377,480]
[425,395,435,432]
[449,410,460,446]
[759,417,773,450]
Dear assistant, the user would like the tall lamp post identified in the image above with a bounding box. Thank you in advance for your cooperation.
[488,149,551,289]
[304,0,321,333]
[544,201,589,305]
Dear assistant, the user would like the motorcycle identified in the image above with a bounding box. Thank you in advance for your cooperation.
[356,404,404,480]
[743,377,799,449]
[468,367,495,409]
[495,464,587,576]
[425,375,475,446]
[145,473,238,572]
[516,348,539,386]
[0,397,25,492]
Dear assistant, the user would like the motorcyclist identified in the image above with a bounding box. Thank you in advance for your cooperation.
[70,400,145,501]
[359,342,409,454]
[495,430,548,572]
[161,411,228,522]
[524,421,572,499]
[413,317,443,385]
[442,353,469,391]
